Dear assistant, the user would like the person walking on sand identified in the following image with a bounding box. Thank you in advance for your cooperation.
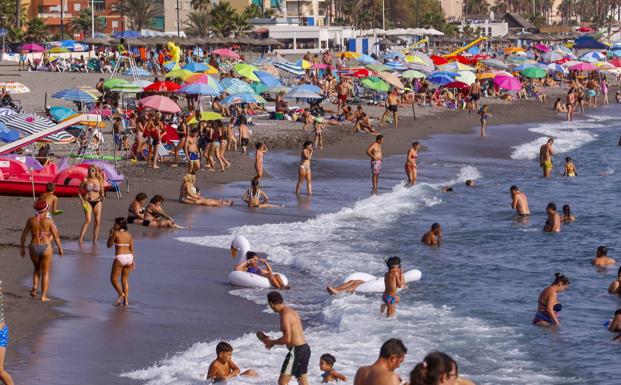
[353,339,407,385]
[405,142,420,186]
[78,165,104,243]
[185,128,201,174]
[259,292,311,385]
[543,202,561,233]
[539,138,554,178]
[296,141,313,195]
[254,142,267,182]
[380,90,400,129]
[510,185,530,216]
[107,217,135,306]
[533,273,569,327]
[478,104,492,137]
[0,282,15,385]
[19,201,63,302]
[469,79,481,110]
[367,135,384,194]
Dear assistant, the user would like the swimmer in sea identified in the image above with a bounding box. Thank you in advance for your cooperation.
[465,180,475,187]
[353,339,407,385]
[380,256,405,318]
[242,179,282,208]
[366,135,384,195]
[543,202,561,233]
[319,353,347,383]
[561,204,575,223]
[533,272,569,327]
[539,138,554,178]
[405,142,421,187]
[563,156,577,177]
[592,246,616,267]
[235,252,288,289]
[608,266,621,295]
[207,341,257,382]
[510,185,530,216]
[608,309,621,340]
[421,223,442,246]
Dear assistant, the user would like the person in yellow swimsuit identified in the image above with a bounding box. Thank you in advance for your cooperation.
[563,156,577,177]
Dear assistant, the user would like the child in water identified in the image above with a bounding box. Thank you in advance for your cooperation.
[563,156,577,177]
[207,341,256,382]
[319,353,347,383]
[380,256,405,318]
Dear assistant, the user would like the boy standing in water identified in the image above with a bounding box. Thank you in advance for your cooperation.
[207,341,256,382]
[381,257,405,318]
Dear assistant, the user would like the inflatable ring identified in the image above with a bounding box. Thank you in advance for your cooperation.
[228,270,289,289]
[343,269,422,293]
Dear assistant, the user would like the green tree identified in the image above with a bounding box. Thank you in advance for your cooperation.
[6,27,23,43]
[190,0,210,10]
[233,13,252,36]
[24,17,49,42]
[0,0,27,29]
[111,0,163,32]
[209,1,236,36]
[464,0,489,17]
[242,4,263,18]
[71,8,106,37]
[185,10,210,37]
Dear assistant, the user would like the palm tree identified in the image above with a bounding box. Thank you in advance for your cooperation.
[71,8,106,37]
[111,0,162,32]
[190,0,210,10]
[0,0,27,29]
[185,10,210,37]
[233,13,252,36]
[210,1,236,36]
[25,17,49,42]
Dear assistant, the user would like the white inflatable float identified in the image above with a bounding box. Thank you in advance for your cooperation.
[343,269,422,293]
[228,235,289,289]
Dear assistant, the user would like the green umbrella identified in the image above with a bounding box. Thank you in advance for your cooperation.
[111,83,143,93]
[366,63,392,72]
[520,67,547,78]
[402,69,426,79]
[361,77,390,92]
[251,82,269,94]
[48,47,70,54]
[234,63,260,82]
[103,78,129,90]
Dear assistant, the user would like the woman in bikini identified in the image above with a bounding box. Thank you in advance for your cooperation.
[107,217,135,306]
[127,192,156,227]
[405,141,421,187]
[179,173,233,207]
[19,201,63,302]
[295,140,313,195]
[212,121,231,172]
[78,166,104,243]
[144,195,182,228]
[242,179,281,208]
[533,273,569,327]
[173,120,188,167]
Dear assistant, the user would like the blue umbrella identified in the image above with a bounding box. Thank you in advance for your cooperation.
[221,78,255,94]
[273,62,306,76]
[547,63,567,74]
[580,51,606,62]
[512,63,537,71]
[0,122,19,142]
[52,88,96,103]
[356,54,378,65]
[383,51,405,60]
[295,84,322,94]
[179,83,219,96]
[427,73,456,86]
[254,70,282,89]
[431,71,459,78]
[285,87,323,99]
[163,61,179,71]
[183,62,209,72]
[222,92,267,104]
[124,67,151,77]
[113,30,140,38]
[384,61,408,71]
[49,106,77,121]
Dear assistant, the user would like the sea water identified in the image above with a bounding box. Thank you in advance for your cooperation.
[124,106,621,385]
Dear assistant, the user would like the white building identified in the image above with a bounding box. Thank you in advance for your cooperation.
[462,19,508,37]
[268,25,355,53]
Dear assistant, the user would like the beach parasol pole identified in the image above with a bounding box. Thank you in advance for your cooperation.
[29,167,36,202]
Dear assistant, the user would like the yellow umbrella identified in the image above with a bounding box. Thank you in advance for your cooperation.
[165,69,193,80]
[377,72,404,89]
[337,51,361,59]
[204,64,218,74]
[477,72,496,79]
[48,47,69,53]
[299,60,311,69]
[405,55,427,65]
[187,111,225,124]
[163,61,180,71]
[62,114,106,128]
[503,47,525,54]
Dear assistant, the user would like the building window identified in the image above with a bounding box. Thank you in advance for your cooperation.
[112,20,119,28]
[74,3,81,11]
[93,0,105,12]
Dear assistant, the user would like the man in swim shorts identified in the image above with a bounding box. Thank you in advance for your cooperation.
[539,138,554,178]
[353,339,407,385]
[380,90,400,129]
[262,292,310,385]
[510,185,530,216]
[184,129,200,174]
[336,79,348,114]
[381,257,405,318]
[366,135,384,194]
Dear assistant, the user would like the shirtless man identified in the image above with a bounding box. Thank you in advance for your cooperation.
[38,183,59,215]
[254,142,267,182]
[261,292,310,385]
[543,202,561,233]
[184,129,201,174]
[421,223,442,246]
[336,79,348,114]
[405,142,420,186]
[366,135,384,194]
[539,138,554,178]
[469,79,481,110]
[353,339,407,385]
[510,185,530,216]
[381,257,405,318]
[380,90,400,129]
[239,115,250,155]
[592,246,616,267]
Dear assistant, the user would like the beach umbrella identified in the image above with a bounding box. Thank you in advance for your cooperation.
[221,78,255,94]
[430,55,449,65]
[407,51,433,66]
[48,47,69,54]
[594,62,615,70]
[259,64,280,76]
[234,63,260,82]
[506,55,528,63]
[140,95,181,113]
[212,48,240,59]
[0,82,29,94]
[0,107,17,117]
[427,73,455,86]
[494,76,522,91]
[285,88,323,100]
[481,59,509,70]
[383,51,405,61]
[356,54,378,65]
[520,67,547,78]
[183,62,209,72]
[402,69,426,79]
[361,77,390,92]
[377,72,404,89]
[338,51,360,59]
[547,63,568,74]
[504,47,525,54]
[349,68,371,78]
[52,88,97,103]
[610,50,621,58]
[20,43,45,52]
[294,84,322,94]
[113,30,140,38]
[443,81,470,90]
[1,114,73,142]
[184,74,224,92]
[456,71,476,85]
[295,59,312,69]
[222,92,267,104]
[273,62,306,76]
[477,72,496,79]
[533,44,550,53]
[569,62,597,71]
[103,78,129,89]
[438,62,474,72]
[144,81,181,92]
[366,63,391,72]
[580,51,606,63]
[609,58,621,68]
[49,106,77,121]
[165,69,193,80]
[408,63,435,73]
[131,80,152,88]
[0,122,19,142]
[512,63,537,71]
[111,81,144,93]
[384,61,409,71]
[541,51,562,63]
[254,70,282,89]
[492,70,514,77]
[187,111,225,124]
[431,71,459,77]
[178,82,219,96]
[163,61,180,72]
[123,67,152,77]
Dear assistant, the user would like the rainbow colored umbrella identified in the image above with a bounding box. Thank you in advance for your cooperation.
[184,74,224,92]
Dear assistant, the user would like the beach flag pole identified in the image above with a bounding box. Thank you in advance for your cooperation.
[411,103,416,120]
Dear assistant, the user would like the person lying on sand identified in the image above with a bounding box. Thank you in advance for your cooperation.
[179,173,233,207]
[144,195,184,228]
[207,341,256,382]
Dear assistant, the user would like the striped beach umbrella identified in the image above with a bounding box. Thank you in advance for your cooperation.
[221,78,255,94]
[0,123,19,142]
[52,88,97,103]
[481,59,509,70]
[406,51,434,67]
[184,74,224,92]
[541,51,562,63]
[123,68,152,77]
[0,107,17,117]
[0,114,74,142]
[222,92,267,104]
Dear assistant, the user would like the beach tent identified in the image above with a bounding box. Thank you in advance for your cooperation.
[0,114,74,142]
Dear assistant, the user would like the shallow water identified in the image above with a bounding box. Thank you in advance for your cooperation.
[126,106,621,385]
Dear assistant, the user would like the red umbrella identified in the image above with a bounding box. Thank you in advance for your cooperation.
[352,68,371,78]
[140,95,181,113]
[451,55,477,65]
[161,123,179,144]
[443,81,470,89]
[578,27,593,32]
[212,48,240,59]
[144,81,181,92]
[610,58,621,68]
[431,55,449,65]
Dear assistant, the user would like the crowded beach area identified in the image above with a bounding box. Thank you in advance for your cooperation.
[0,24,621,385]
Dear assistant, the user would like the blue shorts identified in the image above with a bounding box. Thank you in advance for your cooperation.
[0,325,8,348]
[189,152,200,161]
[382,293,397,305]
